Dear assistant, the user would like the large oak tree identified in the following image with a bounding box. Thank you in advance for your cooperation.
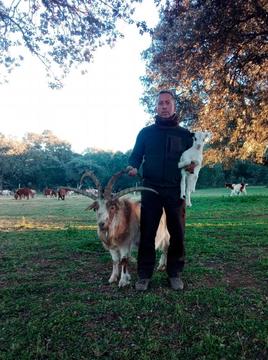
[141,0,268,164]
[0,0,145,87]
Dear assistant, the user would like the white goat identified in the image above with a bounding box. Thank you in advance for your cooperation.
[178,131,211,207]
[67,171,169,287]
[1,190,12,196]
[225,183,248,196]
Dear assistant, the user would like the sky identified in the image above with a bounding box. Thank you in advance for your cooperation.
[1,0,159,154]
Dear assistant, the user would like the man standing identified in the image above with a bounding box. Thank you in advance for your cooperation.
[128,90,194,291]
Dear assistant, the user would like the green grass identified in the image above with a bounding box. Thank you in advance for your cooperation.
[0,187,267,359]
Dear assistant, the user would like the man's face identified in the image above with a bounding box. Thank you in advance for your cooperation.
[156,93,176,118]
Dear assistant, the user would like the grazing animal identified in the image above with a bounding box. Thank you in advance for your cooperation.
[31,189,36,198]
[225,183,248,196]
[14,188,33,200]
[178,131,212,207]
[51,189,57,197]
[58,188,68,200]
[66,170,170,287]
[44,188,57,197]
[1,190,12,196]
[44,188,52,197]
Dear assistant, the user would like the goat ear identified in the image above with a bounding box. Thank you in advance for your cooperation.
[85,201,99,211]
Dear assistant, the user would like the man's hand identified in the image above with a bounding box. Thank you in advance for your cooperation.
[126,166,138,177]
[184,161,196,174]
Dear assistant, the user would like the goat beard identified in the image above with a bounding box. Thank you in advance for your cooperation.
[98,229,111,247]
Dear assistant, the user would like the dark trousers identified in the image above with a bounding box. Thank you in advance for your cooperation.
[138,187,186,279]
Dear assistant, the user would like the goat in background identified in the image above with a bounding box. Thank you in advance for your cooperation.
[225,183,248,196]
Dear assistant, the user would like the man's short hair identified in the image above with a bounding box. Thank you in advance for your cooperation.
[157,90,176,101]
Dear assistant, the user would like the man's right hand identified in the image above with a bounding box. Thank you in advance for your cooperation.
[184,161,196,174]
[126,166,138,177]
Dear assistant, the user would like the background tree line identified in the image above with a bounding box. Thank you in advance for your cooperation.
[0,131,267,192]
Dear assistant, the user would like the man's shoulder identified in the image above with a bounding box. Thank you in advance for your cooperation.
[140,124,156,133]
[177,125,191,134]
[171,125,192,137]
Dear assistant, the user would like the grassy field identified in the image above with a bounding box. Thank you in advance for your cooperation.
[0,187,267,359]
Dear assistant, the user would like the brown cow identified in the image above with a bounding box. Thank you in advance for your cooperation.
[14,188,33,200]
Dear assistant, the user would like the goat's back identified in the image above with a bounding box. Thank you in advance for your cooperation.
[128,200,169,250]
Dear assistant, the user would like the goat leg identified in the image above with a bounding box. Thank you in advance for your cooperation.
[157,251,167,271]
[118,257,131,287]
[180,170,187,200]
[109,261,120,283]
[109,250,120,283]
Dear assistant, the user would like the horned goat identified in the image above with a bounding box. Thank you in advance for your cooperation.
[66,170,170,287]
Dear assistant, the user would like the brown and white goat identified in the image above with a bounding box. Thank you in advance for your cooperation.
[14,188,33,200]
[225,183,248,196]
[44,188,57,197]
[66,170,170,287]
[58,188,68,200]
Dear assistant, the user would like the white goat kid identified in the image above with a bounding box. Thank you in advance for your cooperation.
[178,131,211,207]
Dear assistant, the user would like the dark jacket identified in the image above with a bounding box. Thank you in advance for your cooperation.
[129,120,193,188]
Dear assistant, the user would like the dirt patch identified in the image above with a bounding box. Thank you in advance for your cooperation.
[203,260,262,289]
[222,269,258,289]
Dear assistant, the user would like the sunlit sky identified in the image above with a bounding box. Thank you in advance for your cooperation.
[1,0,159,154]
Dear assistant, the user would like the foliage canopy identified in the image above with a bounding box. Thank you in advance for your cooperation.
[0,0,146,87]
[141,0,268,164]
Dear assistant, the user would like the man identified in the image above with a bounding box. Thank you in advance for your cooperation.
[128,90,194,291]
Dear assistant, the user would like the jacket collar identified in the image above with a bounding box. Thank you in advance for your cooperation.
[155,113,179,127]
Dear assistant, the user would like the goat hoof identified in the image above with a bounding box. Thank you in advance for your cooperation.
[108,276,118,284]
[118,279,131,287]
[157,265,166,271]
[125,273,131,281]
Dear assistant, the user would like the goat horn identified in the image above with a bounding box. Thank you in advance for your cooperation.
[79,171,102,196]
[112,186,158,201]
[103,169,128,199]
[64,187,98,200]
